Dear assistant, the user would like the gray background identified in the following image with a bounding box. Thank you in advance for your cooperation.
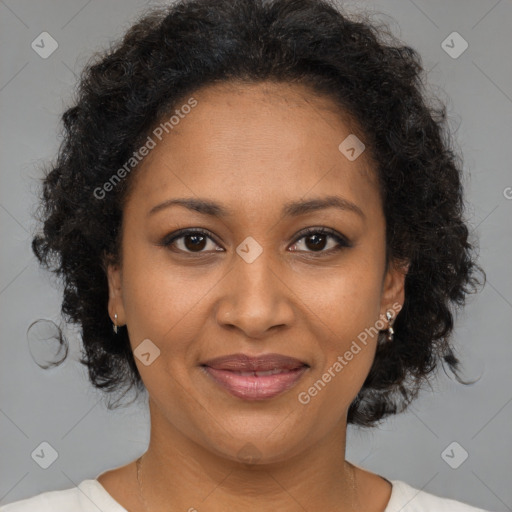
[1,0,511,510]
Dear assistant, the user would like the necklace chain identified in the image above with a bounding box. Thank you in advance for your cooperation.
[136,455,150,512]
[136,454,357,511]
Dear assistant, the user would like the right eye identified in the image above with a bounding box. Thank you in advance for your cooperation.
[160,228,224,254]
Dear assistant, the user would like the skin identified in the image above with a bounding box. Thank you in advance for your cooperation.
[100,81,408,511]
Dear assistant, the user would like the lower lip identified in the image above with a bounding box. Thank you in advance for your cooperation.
[202,366,309,400]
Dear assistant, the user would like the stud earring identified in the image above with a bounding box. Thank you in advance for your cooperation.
[113,313,118,334]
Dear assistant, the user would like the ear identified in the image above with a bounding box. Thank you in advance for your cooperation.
[379,258,409,322]
[104,254,126,326]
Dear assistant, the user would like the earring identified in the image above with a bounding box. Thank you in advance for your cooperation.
[386,310,394,342]
[113,313,118,334]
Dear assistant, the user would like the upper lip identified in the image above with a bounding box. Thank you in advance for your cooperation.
[201,353,308,371]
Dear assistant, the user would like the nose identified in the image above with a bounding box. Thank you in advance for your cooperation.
[215,249,295,339]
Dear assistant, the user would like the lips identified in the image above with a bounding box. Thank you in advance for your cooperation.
[200,353,309,400]
[202,353,307,372]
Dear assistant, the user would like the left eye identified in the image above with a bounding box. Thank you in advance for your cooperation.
[289,228,351,255]
[161,228,351,255]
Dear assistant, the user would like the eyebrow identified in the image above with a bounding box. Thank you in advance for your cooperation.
[148,195,365,220]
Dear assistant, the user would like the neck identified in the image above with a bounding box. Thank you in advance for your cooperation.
[138,400,359,512]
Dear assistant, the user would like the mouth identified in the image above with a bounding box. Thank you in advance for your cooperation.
[200,353,310,401]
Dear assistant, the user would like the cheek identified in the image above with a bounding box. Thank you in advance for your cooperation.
[120,245,223,363]
[295,256,384,339]
[296,272,381,421]
[123,271,200,342]
[293,258,383,396]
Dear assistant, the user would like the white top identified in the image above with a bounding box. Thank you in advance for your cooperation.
[0,478,492,511]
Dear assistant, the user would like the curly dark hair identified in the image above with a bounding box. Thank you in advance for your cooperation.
[31,0,485,426]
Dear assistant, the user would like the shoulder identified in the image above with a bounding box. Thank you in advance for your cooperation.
[0,480,126,512]
[386,480,493,512]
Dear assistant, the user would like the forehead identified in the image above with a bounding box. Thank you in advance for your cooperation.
[125,81,381,218]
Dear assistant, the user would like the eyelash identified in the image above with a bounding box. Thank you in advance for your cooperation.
[159,227,352,257]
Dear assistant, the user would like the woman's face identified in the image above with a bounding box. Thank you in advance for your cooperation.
[107,81,406,463]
